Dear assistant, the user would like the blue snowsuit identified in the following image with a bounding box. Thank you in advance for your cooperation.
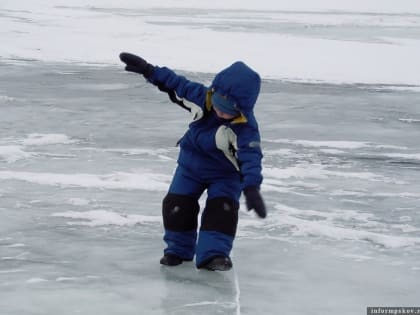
[149,61,263,267]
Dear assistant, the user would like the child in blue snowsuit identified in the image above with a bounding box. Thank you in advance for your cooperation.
[120,53,266,271]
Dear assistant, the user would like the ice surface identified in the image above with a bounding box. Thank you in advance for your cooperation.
[1,61,419,315]
[1,2,420,315]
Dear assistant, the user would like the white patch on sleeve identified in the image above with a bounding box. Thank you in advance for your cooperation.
[215,126,240,171]
[182,99,204,121]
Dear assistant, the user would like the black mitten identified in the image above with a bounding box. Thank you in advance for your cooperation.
[244,186,267,218]
[119,52,155,79]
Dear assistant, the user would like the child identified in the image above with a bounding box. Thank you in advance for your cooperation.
[120,52,266,271]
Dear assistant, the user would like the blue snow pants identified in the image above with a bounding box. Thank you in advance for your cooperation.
[162,166,241,267]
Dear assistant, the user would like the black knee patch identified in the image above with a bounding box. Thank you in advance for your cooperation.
[162,194,200,231]
[200,197,239,237]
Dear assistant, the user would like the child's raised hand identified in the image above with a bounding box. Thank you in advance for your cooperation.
[119,52,155,79]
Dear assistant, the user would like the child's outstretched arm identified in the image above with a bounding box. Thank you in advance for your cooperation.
[120,52,207,108]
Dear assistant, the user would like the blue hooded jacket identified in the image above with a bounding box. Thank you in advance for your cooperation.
[149,61,263,189]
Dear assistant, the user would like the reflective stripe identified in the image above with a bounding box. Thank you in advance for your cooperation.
[215,126,240,171]
[206,90,213,111]
[182,99,204,121]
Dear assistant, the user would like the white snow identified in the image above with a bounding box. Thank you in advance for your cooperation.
[51,210,161,227]
[263,164,386,181]
[0,171,170,191]
[319,149,346,154]
[0,269,26,274]
[20,134,78,146]
[65,198,91,206]
[103,148,174,160]
[4,244,26,248]
[1,0,420,85]
[381,153,420,161]
[27,278,49,284]
[270,204,420,248]
[0,95,17,102]
[0,135,79,163]
[399,118,420,123]
[0,146,33,163]
[266,138,408,150]
[56,277,78,282]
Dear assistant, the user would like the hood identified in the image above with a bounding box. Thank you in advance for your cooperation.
[211,61,261,113]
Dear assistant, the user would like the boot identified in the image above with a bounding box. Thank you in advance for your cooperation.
[160,254,184,266]
[199,256,233,271]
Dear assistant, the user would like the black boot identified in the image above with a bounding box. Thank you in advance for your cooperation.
[160,254,183,266]
[199,256,233,271]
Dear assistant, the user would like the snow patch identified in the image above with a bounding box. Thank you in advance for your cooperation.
[104,148,174,160]
[319,149,346,154]
[0,269,26,274]
[264,148,296,156]
[267,139,408,150]
[272,139,372,149]
[27,278,49,284]
[329,190,420,199]
[341,254,373,262]
[66,83,131,91]
[264,164,387,182]
[56,277,78,282]
[399,118,420,123]
[1,1,420,85]
[51,210,161,227]
[0,171,170,191]
[66,198,91,206]
[399,216,412,222]
[20,134,77,146]
[380,153,420,162]
[0,146,33,163]
[270,204,420,249]
[4,243,26,248]
[0,95,17,102]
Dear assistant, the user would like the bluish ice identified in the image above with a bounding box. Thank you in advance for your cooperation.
[1,3,420,315]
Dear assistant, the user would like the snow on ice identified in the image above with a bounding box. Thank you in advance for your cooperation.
[1,1,420,314]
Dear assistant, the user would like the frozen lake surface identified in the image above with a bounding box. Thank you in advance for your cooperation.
[1,62,419,314]
[1,1,420,314]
